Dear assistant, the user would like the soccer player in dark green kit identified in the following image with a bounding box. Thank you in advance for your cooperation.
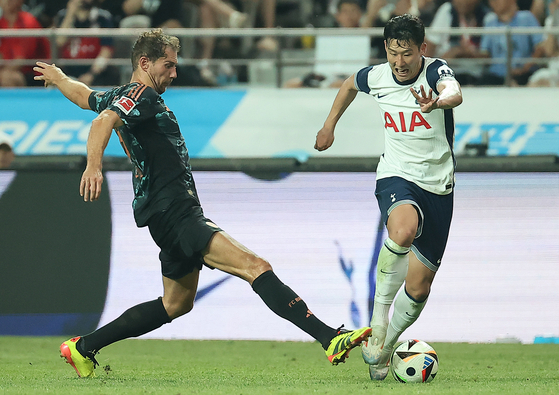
[34,29,371,378]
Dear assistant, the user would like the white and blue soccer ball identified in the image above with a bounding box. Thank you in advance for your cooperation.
[390,339,438,383]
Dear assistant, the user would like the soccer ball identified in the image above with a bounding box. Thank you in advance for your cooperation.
[390,339,438,383]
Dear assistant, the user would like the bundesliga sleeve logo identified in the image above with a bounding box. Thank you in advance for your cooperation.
[114,96,137,115]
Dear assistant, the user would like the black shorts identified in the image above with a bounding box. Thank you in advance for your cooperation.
[147,202,222,280]
[375,176,453,271]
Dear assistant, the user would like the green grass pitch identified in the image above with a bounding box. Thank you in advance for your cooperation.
[0,337,558,394]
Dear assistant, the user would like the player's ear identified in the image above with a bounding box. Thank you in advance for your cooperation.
[139,56,150,72]
[420,42,427,56]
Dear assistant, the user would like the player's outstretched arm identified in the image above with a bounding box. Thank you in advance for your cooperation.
[315,75,358,151]
[80,109,122,202]
[33,61,94,110]
[435,79,462,110]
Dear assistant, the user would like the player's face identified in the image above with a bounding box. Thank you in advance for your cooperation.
[385,39,426,82]
[147,47,178,94]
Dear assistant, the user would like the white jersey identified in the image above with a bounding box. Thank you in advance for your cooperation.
[354,57,457,195]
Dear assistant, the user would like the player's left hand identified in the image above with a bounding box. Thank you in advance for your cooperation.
[80,167,104,202]
[410,85,439,113]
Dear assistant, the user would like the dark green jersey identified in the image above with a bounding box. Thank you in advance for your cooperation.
[88,83,200,226]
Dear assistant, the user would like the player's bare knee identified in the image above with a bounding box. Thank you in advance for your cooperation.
[168,304,193,320]
[253,257,273,277]
[164,298,194,319]
[389,228,415,248]
[247,256,272,282]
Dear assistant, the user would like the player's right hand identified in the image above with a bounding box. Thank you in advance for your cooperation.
[314,127,335,151]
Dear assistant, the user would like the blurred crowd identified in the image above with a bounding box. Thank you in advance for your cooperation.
[0,0,557,87]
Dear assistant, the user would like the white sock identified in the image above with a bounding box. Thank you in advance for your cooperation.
[384,289,427,350]
[370,238,410,328]
[368,238,410,346]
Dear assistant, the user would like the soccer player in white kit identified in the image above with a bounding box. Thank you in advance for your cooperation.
[315,14,463,380]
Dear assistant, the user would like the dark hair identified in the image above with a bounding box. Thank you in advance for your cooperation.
[131,29,180,70]
[337,0,362,11]
[383,14,425,48]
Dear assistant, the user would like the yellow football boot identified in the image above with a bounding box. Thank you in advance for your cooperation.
[60,337,98,378]
[325,326,372,365]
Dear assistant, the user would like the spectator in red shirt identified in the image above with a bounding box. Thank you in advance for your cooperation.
[0,0,50,86]
[55,0,120,86]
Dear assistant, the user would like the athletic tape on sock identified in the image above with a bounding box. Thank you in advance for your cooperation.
[384,238,410,255]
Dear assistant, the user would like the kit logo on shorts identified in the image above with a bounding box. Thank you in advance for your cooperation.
[114,96,137,115]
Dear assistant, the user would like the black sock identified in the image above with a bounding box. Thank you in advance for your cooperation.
[78,297,171,355]
[251,270,337,349]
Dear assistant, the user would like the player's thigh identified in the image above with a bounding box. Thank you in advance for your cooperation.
[202,231,272,284]
[162,270,200,319]
[405,251,435,302]
[375,177,421,247]
[387,204,419,247]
